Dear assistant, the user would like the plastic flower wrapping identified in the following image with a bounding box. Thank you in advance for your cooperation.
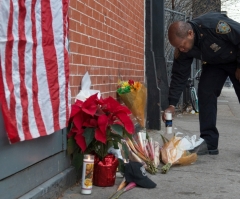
[120,130,159,174]
[117,80,147,127]
[160,135,198,174]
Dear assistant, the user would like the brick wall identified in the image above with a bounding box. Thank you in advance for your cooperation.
[68,0,145,102]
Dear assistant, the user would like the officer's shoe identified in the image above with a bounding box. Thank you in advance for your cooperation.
[189,140,219,155]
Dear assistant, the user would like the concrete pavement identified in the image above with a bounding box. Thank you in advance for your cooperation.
[59,87,240,199]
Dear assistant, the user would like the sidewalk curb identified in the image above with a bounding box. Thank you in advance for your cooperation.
[19,167,76,199]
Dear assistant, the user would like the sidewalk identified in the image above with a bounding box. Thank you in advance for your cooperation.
[60,87,240,199]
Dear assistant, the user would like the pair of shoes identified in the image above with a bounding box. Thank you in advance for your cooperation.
[189,140,219,155]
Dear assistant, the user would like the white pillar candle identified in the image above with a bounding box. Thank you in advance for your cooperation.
[165,112,172,134]
[81,154,94,195]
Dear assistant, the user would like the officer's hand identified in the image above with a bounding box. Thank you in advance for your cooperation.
[235,68,240,82]
[162,106,175,122]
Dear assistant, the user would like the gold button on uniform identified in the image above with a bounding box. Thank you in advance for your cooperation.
[203,61,207,64]
[230,51,232,54]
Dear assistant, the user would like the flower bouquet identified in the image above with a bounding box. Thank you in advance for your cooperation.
[121,131,159,174]
[160,135,198,174]
[67,93,135,186]
[117,80,147,128]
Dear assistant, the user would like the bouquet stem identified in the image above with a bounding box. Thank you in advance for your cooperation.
[161,163,172,174]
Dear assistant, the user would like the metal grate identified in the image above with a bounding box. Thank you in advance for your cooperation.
[164,8,187,111]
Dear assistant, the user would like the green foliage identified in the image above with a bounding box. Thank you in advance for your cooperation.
[67,136,77,156]
[72,150,84,170]
[121,141,130,160]
[83,128,95,147]
[117,158,125,174]
[117,86,131,94]
[123,128,133,141]
[111,124,123,137]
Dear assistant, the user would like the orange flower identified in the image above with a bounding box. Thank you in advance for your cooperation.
[133,82,142,90]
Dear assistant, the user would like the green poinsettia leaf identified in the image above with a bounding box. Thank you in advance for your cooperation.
[107,140,113,148]
[67,136,77,156]
[123,128,133,140]
[83,128,95,147]
[121,141,130,160]
[72,151,83,170]
[111,124,123,137]
[118,158,125,174]
[67,122,73,133]
[108,133,122,143]
[113,141,119,149]
[146,131,149,139]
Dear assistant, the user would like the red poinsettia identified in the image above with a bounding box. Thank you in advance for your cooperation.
[68,93,134,159]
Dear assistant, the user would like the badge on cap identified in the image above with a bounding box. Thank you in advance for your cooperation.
[140,166,147,176]
[210,43,221,52]
[216,20,231,34]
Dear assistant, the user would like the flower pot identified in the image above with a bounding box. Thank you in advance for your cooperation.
[93,154,119,187]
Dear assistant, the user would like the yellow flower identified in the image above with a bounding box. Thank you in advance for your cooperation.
[122,81,129,88]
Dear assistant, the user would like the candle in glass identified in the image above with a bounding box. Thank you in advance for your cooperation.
[81,154,94,194]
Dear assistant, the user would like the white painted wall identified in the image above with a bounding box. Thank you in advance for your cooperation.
[221,0,240,22]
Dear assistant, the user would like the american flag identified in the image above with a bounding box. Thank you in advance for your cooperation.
[0,0,70,143]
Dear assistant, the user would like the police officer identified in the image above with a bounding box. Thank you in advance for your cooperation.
[162,12,240,155]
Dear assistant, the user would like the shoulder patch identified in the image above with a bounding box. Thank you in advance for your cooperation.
[216,20,231,34]
[174,48,180,59]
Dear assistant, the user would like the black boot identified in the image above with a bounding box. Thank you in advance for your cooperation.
[189,140,219,155]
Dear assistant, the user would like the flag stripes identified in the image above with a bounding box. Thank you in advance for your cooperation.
[0,0,70,143]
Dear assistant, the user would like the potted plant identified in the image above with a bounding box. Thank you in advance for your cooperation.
[67,93,134,186]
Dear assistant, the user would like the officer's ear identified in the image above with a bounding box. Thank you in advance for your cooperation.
[187,30,194,38]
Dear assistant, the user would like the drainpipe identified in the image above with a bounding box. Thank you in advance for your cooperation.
[146,0,168,130]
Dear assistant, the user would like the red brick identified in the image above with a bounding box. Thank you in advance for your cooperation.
[81,14,88,25]
[72,75,82,86]
[81,0,88,5]
[89,57,97,65]
[78,66,87,75]
[95,2,103,13]
[96,21,103,31]
[85,5,92,17]
[74,54,81,64]
[76,23,85,33]
[85,26,92,36]
[81,55,89,65]
[97,58,103,66]
[81,35,89,45]
[69,0,76,8]
[69,42,77,53]
[69,19,76,31]
[90,37,97,47]
[85,46,92,55]
[88,18,95,28]
[92,29,100,38]
[91,76,97,85]
[69,0,145,99]
[92,10,100,21]
[99,49,105,58]
[99,14,104,23]
[99,32,105,40]
[78,44,86,54]
[97,40,103,48]
[92,48,99,57]
[77,2,84,12]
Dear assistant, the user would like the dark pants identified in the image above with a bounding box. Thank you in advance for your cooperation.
[198,62,240,150]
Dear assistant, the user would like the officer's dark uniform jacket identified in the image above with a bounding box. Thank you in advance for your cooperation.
[168,12,240,106]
